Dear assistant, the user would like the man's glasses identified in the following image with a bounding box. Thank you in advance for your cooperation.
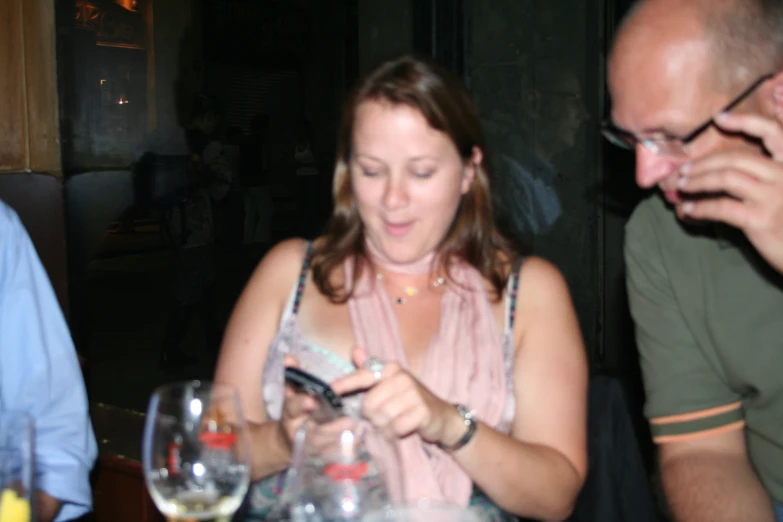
[601,73,774,157]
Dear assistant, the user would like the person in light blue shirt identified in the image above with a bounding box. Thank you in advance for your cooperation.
[0,198,97,522]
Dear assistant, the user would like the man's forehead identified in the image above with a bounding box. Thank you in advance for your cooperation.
[608,34,716,130]
[609,0,708,75]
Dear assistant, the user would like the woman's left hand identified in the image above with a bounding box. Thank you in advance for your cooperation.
[330,348,461,445]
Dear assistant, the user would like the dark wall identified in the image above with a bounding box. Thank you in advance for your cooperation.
[413,0,465,77]
[465,0,604,358]
[357,0,414,74]
[0,174,68,316]
[600,0,646,374]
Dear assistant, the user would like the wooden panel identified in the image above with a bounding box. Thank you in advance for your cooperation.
[0,0,61,175]
[23,0,62,175]
[91,403,165,522]
[0,0,27,172]
[92,455,164,522]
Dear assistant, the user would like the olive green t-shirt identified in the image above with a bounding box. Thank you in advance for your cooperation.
[625,194,783,503]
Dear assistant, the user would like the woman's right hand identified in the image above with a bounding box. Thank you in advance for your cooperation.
[278,355,318,449]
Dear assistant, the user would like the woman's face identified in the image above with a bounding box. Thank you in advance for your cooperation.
[350,100,479,264]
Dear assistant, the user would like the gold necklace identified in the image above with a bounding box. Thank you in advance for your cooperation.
[375,272,446,305]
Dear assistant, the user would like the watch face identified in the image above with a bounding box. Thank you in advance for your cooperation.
[456,404,475,420]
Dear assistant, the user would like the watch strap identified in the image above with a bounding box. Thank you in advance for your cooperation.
[437,404,477,452]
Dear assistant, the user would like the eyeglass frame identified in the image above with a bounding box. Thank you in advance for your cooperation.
[601,73,775,156]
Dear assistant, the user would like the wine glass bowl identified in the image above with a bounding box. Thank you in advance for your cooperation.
[142,381,251,521]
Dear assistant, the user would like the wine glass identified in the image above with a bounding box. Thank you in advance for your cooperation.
[361,501,484,522]
[0,410,34,522]
[142,380,251,521]
[284,416,404,521]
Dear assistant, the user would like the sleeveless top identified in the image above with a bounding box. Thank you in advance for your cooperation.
[244,243,521,522]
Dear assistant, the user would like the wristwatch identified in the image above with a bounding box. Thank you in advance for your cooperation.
[437,404,477,452]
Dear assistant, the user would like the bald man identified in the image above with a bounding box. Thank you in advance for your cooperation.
[603,1,783,521]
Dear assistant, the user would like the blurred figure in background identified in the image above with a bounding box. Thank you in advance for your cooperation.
[485,63,589,242]
[222,125,246,252]
[240,113,273,248]
[135,93,231,369]
[293,116,324,239]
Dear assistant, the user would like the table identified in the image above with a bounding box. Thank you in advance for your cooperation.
[90,402,164,522]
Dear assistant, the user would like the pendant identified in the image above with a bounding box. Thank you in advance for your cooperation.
[376,272,444,305]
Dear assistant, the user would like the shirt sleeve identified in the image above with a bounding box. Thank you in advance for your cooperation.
[0,205,98,521]
[624,203,744,444]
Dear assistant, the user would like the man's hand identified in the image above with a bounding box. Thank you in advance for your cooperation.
[36,490,61,522]
[676,112,783,274]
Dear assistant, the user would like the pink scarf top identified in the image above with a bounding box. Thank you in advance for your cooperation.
[346,241,508,505]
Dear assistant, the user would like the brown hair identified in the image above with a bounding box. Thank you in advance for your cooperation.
[311,54,519,302]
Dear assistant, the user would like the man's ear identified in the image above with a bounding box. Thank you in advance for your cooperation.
[521,89,541,120]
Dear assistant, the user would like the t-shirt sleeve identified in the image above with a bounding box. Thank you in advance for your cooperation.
[624,203,744,443]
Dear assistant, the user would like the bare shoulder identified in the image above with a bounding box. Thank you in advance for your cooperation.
[216,239,312,421]
[513,255,582,354]
[258,238,310,275]
[516,255,572,307]
[216,238,310,397]
[247,238,310,296]
[221,238,310,345]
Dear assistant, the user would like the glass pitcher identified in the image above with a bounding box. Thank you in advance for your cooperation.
[283,416,403,522]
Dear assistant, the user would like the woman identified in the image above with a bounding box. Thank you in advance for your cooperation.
[215,55,587,521]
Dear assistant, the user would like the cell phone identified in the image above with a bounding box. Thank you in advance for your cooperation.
[284,367,344,419]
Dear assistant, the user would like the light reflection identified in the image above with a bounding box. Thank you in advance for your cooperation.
[193,462,205,477]
[189,398,203,416]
